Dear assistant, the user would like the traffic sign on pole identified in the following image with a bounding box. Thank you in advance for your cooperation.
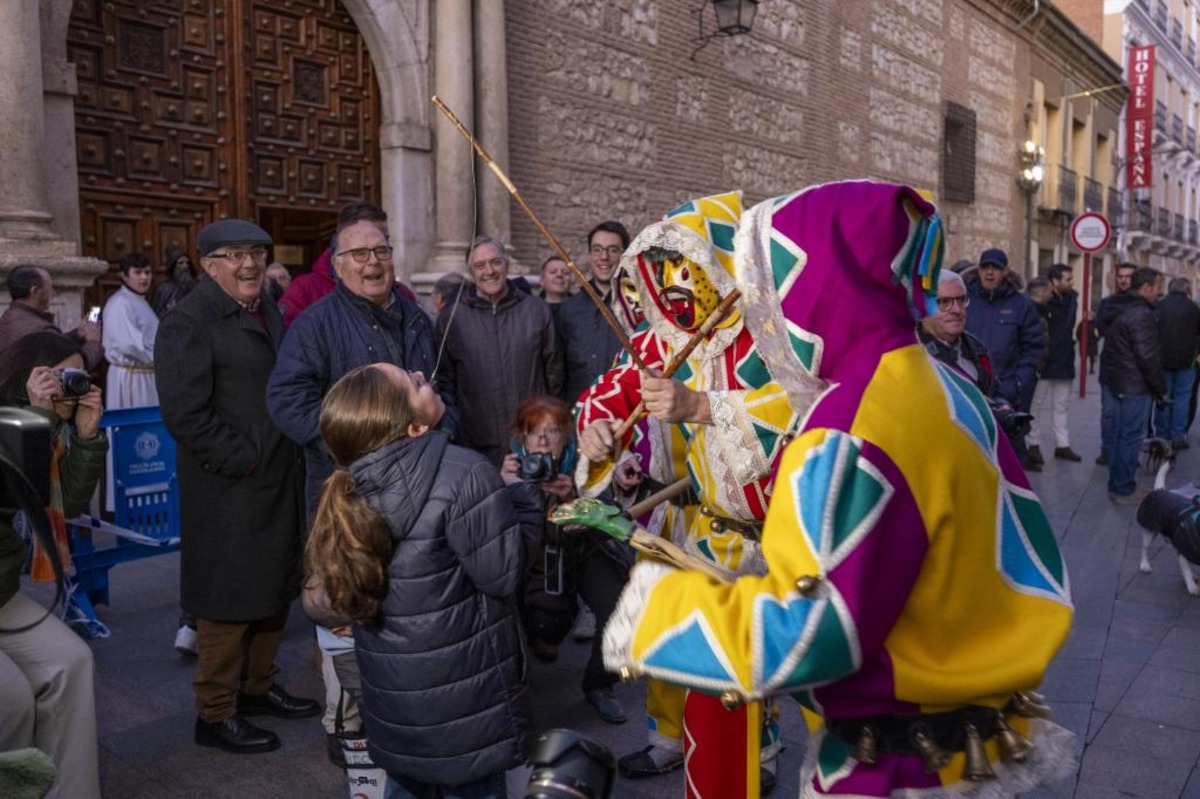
[1070,213,1111,253]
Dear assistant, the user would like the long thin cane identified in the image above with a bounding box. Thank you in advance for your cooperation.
[431,96,649,373]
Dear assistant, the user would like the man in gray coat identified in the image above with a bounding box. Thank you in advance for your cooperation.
[155,219,318,755]
[435,236,564,465]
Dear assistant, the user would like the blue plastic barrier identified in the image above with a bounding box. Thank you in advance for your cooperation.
[68,405,179,633]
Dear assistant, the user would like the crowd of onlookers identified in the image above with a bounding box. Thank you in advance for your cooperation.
[3,196,1199,797]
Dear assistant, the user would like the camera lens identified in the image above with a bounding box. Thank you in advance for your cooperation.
[59,368,91,398]
[525,729,615,799]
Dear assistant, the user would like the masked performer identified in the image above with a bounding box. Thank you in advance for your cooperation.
[602,181,1075,798]
[576,191,801,796]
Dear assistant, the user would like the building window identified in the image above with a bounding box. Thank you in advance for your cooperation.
[942,102,977,204]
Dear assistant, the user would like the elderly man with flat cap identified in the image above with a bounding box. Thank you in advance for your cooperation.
[154,219,317,754]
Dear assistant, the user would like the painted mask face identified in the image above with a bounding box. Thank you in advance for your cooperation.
[613,265,644,332]
[640,248,720,332]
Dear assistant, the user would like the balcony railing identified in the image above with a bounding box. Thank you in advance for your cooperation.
[1175,213,1186,241]
[1191,219,1198,246]
[1057,166,1078,213]
[1133,198,1153,231]
[1171,19,1184,48]
[1173,113,1184,143]
[1156,101,1168,133]
[1157,207,1172,236]
[1136,0,1149,9]
[1189,126,1197,152]
[1155,0,1169,29]
[1108,186,1124,221]
[1190,38,1198,62]
[1083,177,1103,212]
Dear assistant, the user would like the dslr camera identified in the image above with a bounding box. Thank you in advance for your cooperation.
[990,402,1033,442]
[525,729,615,799]
[519,452,557,482]
[52,367,91,398]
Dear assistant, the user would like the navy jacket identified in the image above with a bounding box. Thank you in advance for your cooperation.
[352,432,538,785]
[1040,289,1078,381]
[964,270,1045,408]
[267,283,457,520]
[1157,291,1200,371]
[556,280,622,406]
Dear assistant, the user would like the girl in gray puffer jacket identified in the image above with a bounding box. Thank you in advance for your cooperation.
[304,363,539,798]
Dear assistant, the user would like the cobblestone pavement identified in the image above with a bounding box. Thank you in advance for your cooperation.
[27,372,1200,798]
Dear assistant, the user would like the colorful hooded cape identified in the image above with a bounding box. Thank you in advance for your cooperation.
[602,181,1075,797]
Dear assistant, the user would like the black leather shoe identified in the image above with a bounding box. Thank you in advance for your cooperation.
[195,715,280,754]
[584,689,627,724]
[238,685,321,719]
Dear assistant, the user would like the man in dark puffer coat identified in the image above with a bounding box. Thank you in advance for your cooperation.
[350,428,540,789]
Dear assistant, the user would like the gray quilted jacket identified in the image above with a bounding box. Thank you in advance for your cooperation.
[351,431,539,786]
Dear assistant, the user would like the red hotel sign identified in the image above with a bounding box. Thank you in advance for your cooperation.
[1126,45,1155,189]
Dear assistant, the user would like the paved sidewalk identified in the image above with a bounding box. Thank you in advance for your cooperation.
[23,371,1200,797]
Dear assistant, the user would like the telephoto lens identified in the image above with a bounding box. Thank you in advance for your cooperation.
[524,729,616,799]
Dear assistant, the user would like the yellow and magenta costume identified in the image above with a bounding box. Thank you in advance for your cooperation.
[603,182,1075,797]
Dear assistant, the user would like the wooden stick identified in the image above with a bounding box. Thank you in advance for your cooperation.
[629,528,731,582]
[625,476,693,520]
[431,95,649,373]
[612,289,742,441]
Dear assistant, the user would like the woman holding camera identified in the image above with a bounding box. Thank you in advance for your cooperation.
[0,331,106,799]
[501,395,631,725]
[303,364,538,799]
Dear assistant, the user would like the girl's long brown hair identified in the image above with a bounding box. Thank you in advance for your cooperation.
[306,365,416,626]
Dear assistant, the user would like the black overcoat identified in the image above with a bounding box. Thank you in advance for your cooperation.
[154,277,304,621]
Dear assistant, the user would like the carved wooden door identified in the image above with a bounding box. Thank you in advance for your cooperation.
[69,0,380,306]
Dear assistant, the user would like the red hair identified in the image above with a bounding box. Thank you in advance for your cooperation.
[512,395,572,437]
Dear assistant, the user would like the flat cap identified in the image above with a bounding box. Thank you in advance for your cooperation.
[197,219,272,256]
[978,247,1008,269]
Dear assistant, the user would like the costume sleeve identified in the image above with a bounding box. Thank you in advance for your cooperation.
[573,328,664,495]
[602,427,928,701]
[265,317,329,447]
[154,313,258,477]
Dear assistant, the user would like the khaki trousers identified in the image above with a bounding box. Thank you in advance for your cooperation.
[0,592,100,799]
[193,608,287,722]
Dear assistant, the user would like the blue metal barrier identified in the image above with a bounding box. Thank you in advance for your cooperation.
[68,405,179,634]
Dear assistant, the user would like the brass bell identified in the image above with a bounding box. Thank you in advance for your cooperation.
[700,504,714,517]
[710,519,723,533]
[1011,691,1054,720]
[619,667,639,684]
[720,690,744,711]
[796,575,821,597]
[851,724,878,765]
[996,718,1033,764]
[910,727,950,774]
[962,723,997,781]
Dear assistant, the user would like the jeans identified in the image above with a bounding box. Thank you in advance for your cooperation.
[1100,383,1118,457]
[385,771,507,799]
[1154,367,1195,442]
[1108,392,1153,496]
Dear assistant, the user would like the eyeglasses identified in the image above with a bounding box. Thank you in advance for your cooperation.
[471,257,506,272]
[337,246,394,264]
[208,248,269,264]
[591,245,623,257]
[935,295,970,311]
[524,427,566,443]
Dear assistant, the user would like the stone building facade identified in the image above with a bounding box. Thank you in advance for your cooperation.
[1,0,1123,321]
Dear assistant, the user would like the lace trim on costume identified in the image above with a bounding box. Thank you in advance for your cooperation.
[602,561,672,674]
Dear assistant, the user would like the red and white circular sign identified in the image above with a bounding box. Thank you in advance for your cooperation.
[1070,213,1111,253]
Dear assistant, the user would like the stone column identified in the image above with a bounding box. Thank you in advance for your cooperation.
[0,1,107,321]
[0,1,58,240]
[429,0,475,275]
[474,0,511,246]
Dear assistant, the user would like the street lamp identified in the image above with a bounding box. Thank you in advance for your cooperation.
[692,0,760,57]
[1018,140,1046,279]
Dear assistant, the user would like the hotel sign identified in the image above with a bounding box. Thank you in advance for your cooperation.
[1126,45,1155,190]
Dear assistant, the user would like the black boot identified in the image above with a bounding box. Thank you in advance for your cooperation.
[195,715,280,754]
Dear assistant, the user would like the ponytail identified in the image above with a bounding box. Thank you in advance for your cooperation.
[305,469,393,627]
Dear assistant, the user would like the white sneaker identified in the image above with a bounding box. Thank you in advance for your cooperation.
[572,607,597,641]
[174,624,198,656]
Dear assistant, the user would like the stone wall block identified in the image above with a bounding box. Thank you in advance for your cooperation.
[729,92,804,145]
[724,38,808,95]
[893,0,944,26]
[870,4,944,67]
[615,0,658,45]
[871,44,941,100]
[537,97,657,170]
[841,29,863,72]
[969,17,1015,66]
[839,122,862,164]
[676,74,710,124]
[870,131,937,179]
[544,31,651,105]
[867,87,938,142]
[968,55,1015,99]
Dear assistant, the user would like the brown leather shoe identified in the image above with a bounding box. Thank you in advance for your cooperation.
[1027,445,1045,466]
[1054,447,1083,462]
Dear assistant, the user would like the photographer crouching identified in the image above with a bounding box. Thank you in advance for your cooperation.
[0,331,107,799]
[501,396,631,725]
